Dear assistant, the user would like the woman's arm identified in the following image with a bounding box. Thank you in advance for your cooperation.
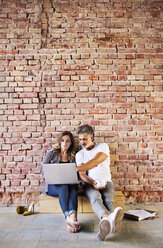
[77,152,108,172]
[43,151,54,164]
[41,151,54,178]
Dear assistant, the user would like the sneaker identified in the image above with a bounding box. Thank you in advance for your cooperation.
[96,217,112,241]
[108,207,124,233]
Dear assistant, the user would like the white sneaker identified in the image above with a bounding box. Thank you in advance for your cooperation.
[108,207,124,233]
[96,217,112,241]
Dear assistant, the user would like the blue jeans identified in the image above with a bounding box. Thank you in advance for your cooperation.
[47,184,78,217]
[83,181,114,219]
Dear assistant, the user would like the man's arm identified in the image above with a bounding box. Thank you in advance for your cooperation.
[79,171,106,190]
[79,171,95,186]
[76,152,107,172]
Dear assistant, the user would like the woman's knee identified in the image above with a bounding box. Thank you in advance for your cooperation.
[48,184,58,197]
[58,184,69,194]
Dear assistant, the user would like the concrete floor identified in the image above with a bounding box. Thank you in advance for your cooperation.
[0,203,163,248]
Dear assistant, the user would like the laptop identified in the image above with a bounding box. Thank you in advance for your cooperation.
[42,163,79,184]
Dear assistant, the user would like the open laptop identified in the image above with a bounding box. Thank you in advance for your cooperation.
[42,163,79,184]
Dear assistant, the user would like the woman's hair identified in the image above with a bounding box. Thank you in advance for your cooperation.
[54,131,75,159]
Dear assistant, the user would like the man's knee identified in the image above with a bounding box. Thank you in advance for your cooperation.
[87,191,102,205]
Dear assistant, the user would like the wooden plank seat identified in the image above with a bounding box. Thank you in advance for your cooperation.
[39,191,125,213]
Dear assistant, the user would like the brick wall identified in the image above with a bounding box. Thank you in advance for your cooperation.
[0,0,163,205]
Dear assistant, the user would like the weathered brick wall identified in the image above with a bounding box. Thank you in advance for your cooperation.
[0,0,163,205]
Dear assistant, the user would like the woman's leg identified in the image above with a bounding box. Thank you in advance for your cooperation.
[68,184,78,215]
[47,184,58,197]
[67,184,81,232]
[48,184,70,217]
[48,184,80,233]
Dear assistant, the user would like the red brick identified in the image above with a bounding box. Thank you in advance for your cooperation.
[1,180,10,187]
[11,181,21,186]
[6,186,24,193]
[21,180,30,186]
[0,0,162,204]
[125,185,144,191]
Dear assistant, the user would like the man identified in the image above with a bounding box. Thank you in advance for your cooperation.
[76,124,124,241]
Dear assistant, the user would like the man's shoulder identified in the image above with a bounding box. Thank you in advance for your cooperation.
[95,143,109,153]
[96,143,109,148]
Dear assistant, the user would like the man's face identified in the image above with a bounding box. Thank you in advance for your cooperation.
[78,133,94,149]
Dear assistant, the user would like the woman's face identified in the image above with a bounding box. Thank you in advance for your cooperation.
[60,135,71,152]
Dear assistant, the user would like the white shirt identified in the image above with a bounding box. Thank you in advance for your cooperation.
[75,143,112,182]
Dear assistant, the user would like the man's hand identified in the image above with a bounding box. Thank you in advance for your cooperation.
[77,170,106,190]
[93,181,106,190]
[77,171,95,186]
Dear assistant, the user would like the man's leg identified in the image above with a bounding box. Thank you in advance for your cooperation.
[83,184,112,241]
[84,184,110,219]
[101,181,114,213]
[101,182,123,234]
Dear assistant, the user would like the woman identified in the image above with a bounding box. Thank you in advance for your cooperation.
[42,131,81,233]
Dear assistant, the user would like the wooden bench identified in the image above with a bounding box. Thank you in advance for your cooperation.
[39,191,125,213]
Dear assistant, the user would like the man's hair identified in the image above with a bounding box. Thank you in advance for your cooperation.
[77,124,94,138]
